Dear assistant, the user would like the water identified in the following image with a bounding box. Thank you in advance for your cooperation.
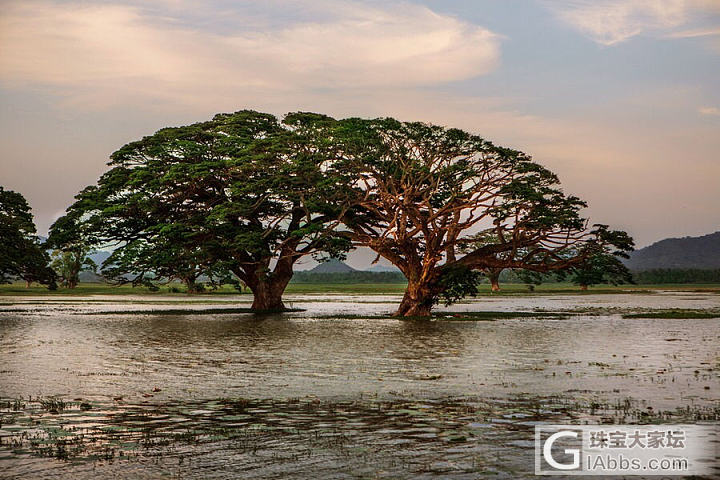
[1,293,718,478]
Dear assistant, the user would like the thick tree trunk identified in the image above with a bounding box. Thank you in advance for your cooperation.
[245,262,293,312]
[393,280,435,317]
[250,281,286,311]
[25,280,31,288]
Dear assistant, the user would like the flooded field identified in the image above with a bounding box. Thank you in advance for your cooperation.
[1,292,718,478]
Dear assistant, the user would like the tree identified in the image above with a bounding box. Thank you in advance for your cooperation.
[293,116,634,316]
[484,268,503,292]
[17,241,56,288]
[47,213,98,289]
[557,251,635,290]
[52,110,350,310]
[0,186,56,289]
[99,226,218,293]
[49,249,96,289]
[458,230,510,292]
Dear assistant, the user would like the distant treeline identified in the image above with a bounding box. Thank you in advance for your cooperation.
[291,271,406,284]
[630,269,720,284]
[500,268,720,285]
[290,268,720,286]
[498,268,720,285]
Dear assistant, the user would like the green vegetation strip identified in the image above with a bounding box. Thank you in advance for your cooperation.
[622,309,720,319]
[326,311,571,321]
[83,307,304,316]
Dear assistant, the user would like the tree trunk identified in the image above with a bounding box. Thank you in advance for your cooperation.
[580,284,588,291]
[183,276,199,294]
[249,278,286,311]
[393,279,435,317]
[245,259,294,312]
[488,271,501,292]
[25,280,31,288]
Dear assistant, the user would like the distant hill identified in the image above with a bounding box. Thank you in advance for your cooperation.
[365,264,401,273]
[308,259,357,273]
[625,231,720,270]
[78,251,113,281]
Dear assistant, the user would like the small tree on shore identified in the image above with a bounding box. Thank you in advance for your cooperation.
[47,213,97,289]
[557,251,635,290]
[458,230,512,292]
[49,249,96,289]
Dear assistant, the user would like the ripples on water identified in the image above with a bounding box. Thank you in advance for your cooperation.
[0,293,718,478]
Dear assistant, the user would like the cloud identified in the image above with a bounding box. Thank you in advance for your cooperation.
[668,26,720,52]
[698,106,720,116]
[668,27,720,38]
[542,0,720,45]
[0,0,500,109]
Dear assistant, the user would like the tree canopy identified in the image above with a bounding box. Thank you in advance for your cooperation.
[290,115,634,315]
[0,186,56,288]
[49,110,351,309]
[49,109,633,315]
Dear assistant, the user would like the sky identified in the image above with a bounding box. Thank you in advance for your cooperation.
[1,0,719,269]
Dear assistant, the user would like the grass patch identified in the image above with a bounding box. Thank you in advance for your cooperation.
[622,309,720,319]
[84,307,303,316]
[325,311,570,321]
[438,311,570,320]
[0,282,252,296]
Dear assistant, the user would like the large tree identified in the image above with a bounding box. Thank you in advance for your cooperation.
[50,110,350,310]
[292,115,634,316]
[0,186,56,288]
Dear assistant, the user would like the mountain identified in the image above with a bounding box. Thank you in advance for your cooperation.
[89,250,112,268]
[308,259,357,273]
[365,264,401,272]
[625,231,720,270]
[78,251,113,281]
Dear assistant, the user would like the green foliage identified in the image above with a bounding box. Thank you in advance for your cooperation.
[0,186,56,289]
[49,110,352,307]
[567,253,634,288]
[436,265,484,306]
[290,114,634,313]
[50,249,96,289]
[44,110,635,313]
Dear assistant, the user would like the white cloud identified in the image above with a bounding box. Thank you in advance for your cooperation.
[0,0,500,108]
[698,106,720,116]
[542,0,720,45]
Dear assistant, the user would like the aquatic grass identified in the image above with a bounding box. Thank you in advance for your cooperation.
[82,307,305,316]
[323,311,571,321]
[1,393,717,473]
[39,397,67,413]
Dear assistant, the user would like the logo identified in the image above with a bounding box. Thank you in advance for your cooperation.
[534,424,715,476]
[543,430,580,470]
[536,426,583,474]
